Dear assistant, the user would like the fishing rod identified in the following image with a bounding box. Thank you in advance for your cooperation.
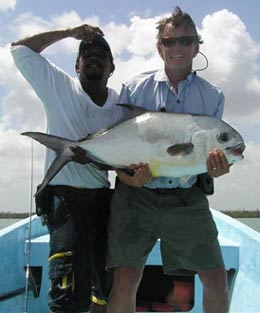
[23,139,34,313]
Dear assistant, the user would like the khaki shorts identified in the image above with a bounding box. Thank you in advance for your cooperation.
[107,182,224,274]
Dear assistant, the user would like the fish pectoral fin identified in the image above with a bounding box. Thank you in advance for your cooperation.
[167,143,194,156]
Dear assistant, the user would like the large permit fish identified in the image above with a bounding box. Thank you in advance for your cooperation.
[22,106,245,195]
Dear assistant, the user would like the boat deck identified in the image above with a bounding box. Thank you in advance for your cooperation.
[26,231,240,313]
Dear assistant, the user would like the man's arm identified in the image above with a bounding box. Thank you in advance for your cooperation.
[11,24,104,53]
[116,163,153,188]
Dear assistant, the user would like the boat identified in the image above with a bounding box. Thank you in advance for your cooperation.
[0,209,260,313]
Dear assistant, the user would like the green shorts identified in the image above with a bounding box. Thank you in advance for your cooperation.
[107,182,224,274]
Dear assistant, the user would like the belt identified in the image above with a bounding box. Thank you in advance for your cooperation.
[145,186,194,195]
[145,187,183,195]
[51,185,111,196]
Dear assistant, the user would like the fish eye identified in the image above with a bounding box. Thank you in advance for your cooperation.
[218,132,230,143]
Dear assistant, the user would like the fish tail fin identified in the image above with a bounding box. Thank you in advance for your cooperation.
[21,131,74,154]
[37,154,70,195]
[21,132,76,196]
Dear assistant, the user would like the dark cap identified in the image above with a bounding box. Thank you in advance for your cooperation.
[78,35,113,58]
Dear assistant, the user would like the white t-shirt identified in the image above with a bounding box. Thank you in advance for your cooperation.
[11,46,124,188]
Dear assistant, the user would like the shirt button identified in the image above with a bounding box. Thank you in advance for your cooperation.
[177,99,180,103]
[169,180,172,184]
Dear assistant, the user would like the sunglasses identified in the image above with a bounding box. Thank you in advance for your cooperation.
[160,36,197,47]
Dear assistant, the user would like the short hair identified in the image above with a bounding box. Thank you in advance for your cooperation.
[156,6,203,45]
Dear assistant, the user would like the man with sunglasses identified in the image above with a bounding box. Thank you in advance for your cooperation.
[11,24,125,313]
[107,7,230,313]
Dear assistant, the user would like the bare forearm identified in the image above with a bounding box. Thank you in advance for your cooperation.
[11,29,72,52]
[11,24,104,53]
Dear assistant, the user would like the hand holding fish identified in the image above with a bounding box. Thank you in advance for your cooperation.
[69,24,104,42]
[207,149,230,178]
[117,163,153,188]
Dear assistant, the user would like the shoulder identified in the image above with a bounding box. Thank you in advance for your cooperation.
[193,74,223,95]
[106,87,119,107]
[107,87,119,100]
[123,69,158,90]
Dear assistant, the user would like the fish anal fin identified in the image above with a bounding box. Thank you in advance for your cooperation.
[167,143,194,156]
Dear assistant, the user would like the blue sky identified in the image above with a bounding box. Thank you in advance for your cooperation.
[0,0,260,212]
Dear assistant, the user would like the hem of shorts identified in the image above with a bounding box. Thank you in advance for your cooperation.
[164,263,225,275]
[106,260,145,271]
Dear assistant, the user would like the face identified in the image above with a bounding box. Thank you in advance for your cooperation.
[158,23,199,75]
[77,46,114,81]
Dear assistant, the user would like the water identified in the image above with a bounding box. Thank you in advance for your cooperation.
[236,218,260,233]
[0,218,23,229]
[0,217,260,232]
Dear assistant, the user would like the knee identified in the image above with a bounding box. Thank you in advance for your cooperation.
[113,267,143,294]
[199,267,228,293]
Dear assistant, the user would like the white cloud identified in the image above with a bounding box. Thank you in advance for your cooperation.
[127,15,159,56]
[0,0,16,12]
[0,45,45,131]
[209,142,260,211]
[197,9,260,119]
[1,9,260,212]
[0,130,44,212]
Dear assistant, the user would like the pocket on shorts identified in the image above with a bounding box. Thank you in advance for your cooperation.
[110,184,140,242]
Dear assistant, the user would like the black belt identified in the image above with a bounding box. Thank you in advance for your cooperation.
[51,185,111,196]
[145,187,184,195]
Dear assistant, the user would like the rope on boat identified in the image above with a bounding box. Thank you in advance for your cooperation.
[23,139,34,313]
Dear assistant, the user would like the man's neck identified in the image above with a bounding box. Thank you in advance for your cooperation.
[81,80,108,106]
[166,67,192,92]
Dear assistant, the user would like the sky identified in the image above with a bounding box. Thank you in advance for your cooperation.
[0,0,260,213]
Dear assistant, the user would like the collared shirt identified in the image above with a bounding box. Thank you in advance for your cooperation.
[119,68,225,189]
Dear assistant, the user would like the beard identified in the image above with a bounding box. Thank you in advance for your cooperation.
[86,72,103,80]
[84,64,104,80]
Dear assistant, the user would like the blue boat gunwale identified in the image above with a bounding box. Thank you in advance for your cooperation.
[0,209,260,312]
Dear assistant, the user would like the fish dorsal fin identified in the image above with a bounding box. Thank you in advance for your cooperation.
[167,143,194,156]
[116,103,149,119]
[117,103,149,113]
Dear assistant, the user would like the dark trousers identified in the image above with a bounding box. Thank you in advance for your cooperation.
[41,185,113,313]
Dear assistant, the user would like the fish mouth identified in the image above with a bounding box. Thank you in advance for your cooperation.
[225,143,246,157]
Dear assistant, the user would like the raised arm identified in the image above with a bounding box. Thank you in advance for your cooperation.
[11,24,104,53]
